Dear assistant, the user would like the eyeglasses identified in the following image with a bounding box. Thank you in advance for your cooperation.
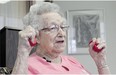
[40,24,69,33]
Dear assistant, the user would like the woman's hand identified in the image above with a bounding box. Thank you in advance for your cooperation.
[89,38,107,68]
[18,26,37,55]
[12,26,37,74]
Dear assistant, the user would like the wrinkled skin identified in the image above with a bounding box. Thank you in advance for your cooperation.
[89,38,107,68]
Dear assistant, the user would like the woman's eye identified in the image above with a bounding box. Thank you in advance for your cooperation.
[61,27,65,30]
[61,25,66,28]
[49,27,57,31]
[61,26,69,31]
[51,27,55,29]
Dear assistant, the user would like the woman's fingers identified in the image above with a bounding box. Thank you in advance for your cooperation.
[19,26,36,39]
[97,42,106,50]
[89,38,96,46]
[19,25,37,47]
[89,38,106,53]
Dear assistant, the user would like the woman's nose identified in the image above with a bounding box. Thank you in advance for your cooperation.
[57,27,66,37]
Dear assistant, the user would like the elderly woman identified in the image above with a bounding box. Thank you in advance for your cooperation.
[12,2,110,74]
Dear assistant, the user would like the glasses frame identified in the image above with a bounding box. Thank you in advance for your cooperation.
[40,24,70,33]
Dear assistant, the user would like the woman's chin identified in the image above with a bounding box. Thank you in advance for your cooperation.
[54,43,66,49]
[53,48,64,54]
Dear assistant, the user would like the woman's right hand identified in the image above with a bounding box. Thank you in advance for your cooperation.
[18,26,37,55]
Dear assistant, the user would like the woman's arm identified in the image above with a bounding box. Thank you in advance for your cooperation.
[12,49,29,74]
[12,26,36,74]
[89,38,110,74]
[95,54,110,74]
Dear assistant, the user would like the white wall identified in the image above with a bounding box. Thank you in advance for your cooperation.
[0,3,5,29]
[0,1,27,30]
[54,1,116,74]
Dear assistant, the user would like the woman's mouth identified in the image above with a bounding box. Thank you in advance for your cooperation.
[56,40,64,44]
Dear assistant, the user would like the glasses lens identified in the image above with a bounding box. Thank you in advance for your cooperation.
[61,26,69,31]
[41,25,69,33]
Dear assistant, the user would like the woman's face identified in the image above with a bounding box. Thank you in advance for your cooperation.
[38,12,68,56]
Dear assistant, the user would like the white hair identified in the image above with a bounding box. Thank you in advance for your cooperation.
[22,2,64,31]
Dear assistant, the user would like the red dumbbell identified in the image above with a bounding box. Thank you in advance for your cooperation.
[28,37,37,47]
[89,40,105,53]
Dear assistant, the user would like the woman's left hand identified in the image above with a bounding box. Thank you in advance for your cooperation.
[89,38,107,68]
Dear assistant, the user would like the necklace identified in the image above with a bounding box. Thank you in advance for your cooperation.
[36,52,61,63]
[42,57,51,63]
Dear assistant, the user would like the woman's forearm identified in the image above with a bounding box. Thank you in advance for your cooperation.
[97,65,110,74]
[95,58,110,74]
[12,48,29,74]
[12,25,36,74]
